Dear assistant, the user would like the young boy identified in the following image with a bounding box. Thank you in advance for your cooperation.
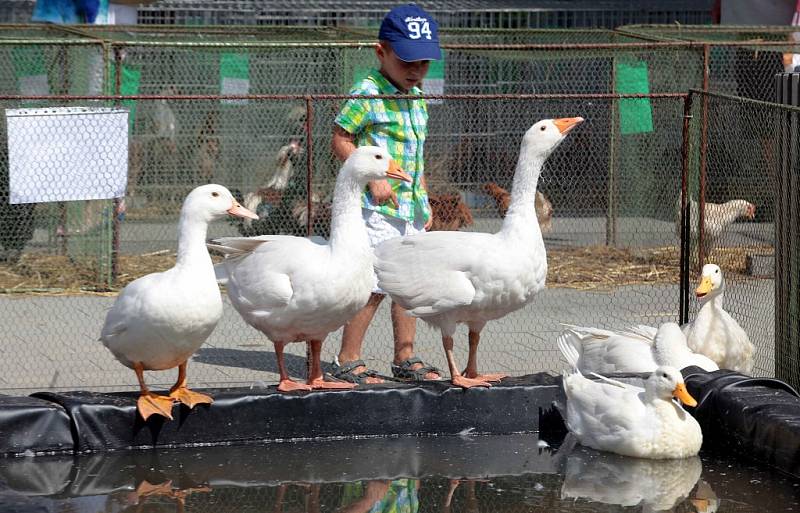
[331,3,442,384]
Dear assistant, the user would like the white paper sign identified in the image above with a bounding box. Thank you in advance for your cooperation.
[6,106,129,204]
[221,77,250,105]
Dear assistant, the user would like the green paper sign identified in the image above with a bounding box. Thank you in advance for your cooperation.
[615,60,653,135]
[220,53,250,80]
[220,53,250,103]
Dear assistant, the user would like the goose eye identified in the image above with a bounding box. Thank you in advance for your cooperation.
[540,126,546,131]
[211,191,220,198]
[375,154,383,160]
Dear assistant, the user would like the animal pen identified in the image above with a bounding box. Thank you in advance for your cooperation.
[0,24,794,392]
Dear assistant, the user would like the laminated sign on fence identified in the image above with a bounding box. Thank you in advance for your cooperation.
[220,53,250,104]
[6,106,128,204]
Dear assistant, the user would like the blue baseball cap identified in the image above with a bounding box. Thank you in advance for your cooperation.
[378,4,441,62]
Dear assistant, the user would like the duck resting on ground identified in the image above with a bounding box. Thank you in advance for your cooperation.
[100,184,257,421]
[557,321,719,374]
[562,365,702,459]
[209,146,412,392]
[375,117,583,388]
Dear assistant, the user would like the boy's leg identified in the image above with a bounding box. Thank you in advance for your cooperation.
[391,302,441,380]
[338,292,385,383]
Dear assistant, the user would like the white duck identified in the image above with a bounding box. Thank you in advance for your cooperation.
[210,146,412,392]
[558,322,719,374]
[100,184,257,421]
[683,263,754,373]
[562,365,702,459]
[375,117,583,388]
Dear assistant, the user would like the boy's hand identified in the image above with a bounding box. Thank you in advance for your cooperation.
[369,180,398,208]
[424,216,433,231]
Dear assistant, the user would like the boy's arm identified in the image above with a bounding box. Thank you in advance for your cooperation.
[332,125,357,161]
[421,173,433,230]
[332,125,397,208]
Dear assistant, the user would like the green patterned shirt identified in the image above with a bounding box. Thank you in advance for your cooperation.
[335,69,431,223]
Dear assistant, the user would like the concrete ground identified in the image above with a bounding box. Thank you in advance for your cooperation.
[0,215,775,394]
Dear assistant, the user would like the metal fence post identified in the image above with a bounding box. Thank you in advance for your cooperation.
[606,60,617,247]
[111,46,122,287]
[305,96,314,238]
[679,93,694,326]
[304,95,314,381]
[697,43,710,270]
[775,73,800,389]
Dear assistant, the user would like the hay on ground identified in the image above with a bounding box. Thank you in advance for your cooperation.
[0,244,773,296]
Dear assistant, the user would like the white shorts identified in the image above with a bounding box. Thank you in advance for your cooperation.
[363,208,425,294]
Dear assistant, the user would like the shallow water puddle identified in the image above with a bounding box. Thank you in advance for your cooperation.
[0,434,797,512]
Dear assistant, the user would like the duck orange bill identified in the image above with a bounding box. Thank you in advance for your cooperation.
[553,117,585,134]
[386,160,413,182]
[695,276,713,298]
[672,382,698,407]
[227,202,259,220]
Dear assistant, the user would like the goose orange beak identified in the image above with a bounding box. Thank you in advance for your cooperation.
[695,276,713,298]
[387,160,412,182]
[746,203,756,219]
[553,117,584,134]
[227,201,259,220]
[673,382,697,407]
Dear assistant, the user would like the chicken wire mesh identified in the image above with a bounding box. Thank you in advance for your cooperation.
[0,26,790,392]
[0,94,690,393]
[683,91,779,379]
[618,25,800,102]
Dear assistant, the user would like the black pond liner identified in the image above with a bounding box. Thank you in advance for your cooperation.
[0,374,564,454]
[0,395,73,455]
[682,366,800,478]
[1,369,799,480]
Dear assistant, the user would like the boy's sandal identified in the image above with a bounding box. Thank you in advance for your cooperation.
[330,359,390,384]
[391,357,442,382]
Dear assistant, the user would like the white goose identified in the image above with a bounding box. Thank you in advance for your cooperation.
[558,322,719,374]
[375,117,583,388]
[210,146,411,392]
[562,365,702,459]
[100,184,257,421]
[684,263,754,373]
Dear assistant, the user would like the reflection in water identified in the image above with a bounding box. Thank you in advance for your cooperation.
[558,435,703,511]
[126,480,212,513]
[0,434,797,513]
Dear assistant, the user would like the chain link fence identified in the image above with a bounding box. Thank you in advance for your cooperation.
[0,93,690,392]
[0,25,790,391]
[619,25,800,102]
[682,91,778,379]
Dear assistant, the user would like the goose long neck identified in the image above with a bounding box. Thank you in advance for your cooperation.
[329,172,369,251]
[175,212,213,270]
[699,291,725,313]
[500,151,545,237]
